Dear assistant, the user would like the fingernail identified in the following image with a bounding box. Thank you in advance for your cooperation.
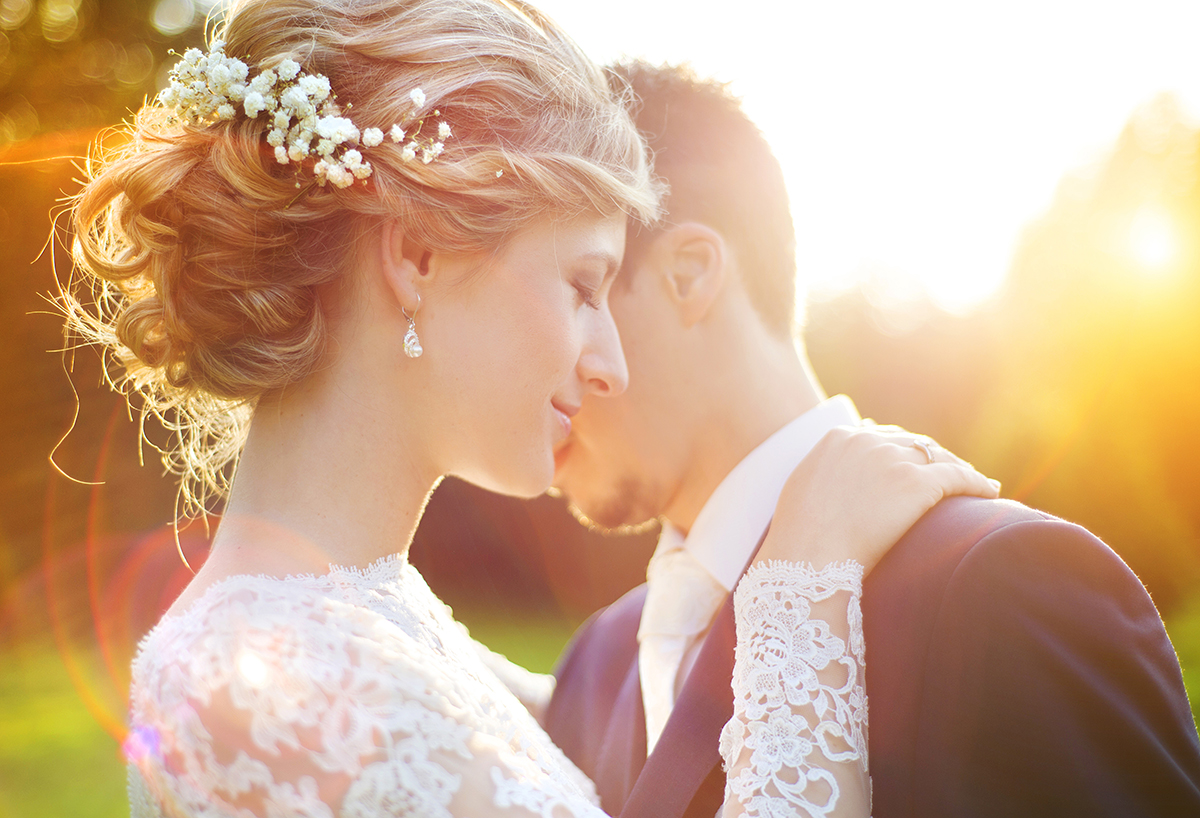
[988,478,1001,491]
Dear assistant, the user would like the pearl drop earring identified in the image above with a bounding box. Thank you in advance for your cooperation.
[402,294,423,359]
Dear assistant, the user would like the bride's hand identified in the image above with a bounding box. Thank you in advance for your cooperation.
[754,425,1000,574]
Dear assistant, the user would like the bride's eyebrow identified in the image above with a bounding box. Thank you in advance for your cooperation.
[574,250,621,278]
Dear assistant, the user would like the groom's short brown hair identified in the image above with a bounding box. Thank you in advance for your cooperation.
[608,61,797,336]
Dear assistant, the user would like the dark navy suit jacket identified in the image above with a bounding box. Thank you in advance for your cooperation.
[543,497,1200,817]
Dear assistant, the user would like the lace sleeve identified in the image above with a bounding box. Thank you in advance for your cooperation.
[719,560,870,818]
[468,636,556,721]
[126,577,605,818]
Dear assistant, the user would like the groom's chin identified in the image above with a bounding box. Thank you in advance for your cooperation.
[561,481,659,536]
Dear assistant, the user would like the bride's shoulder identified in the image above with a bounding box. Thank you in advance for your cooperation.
[131,568,439,710]
[135,573,331,697]
[125,570,494,818]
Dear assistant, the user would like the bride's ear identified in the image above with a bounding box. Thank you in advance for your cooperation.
[378,219,430,315]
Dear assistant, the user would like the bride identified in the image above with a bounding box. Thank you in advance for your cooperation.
[64,0,998,815]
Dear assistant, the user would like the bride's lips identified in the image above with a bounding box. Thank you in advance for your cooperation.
[551,400,579,443]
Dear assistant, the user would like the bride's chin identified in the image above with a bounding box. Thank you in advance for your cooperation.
[455,456,554,500]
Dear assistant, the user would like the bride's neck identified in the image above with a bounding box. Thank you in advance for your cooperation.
[210,364,438,576]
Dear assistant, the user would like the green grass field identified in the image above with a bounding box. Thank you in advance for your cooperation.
[2,606,1199,818]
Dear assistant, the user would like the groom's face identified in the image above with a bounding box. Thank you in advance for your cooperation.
[552,245,694,530]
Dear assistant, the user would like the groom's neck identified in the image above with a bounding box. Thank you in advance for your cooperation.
[661,335,825,535]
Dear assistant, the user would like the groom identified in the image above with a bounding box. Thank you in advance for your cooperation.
[544,61,1200,817]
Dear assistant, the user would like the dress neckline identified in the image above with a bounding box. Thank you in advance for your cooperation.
[147,549,414,635]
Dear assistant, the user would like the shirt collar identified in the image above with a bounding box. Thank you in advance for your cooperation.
[654,395,861,591]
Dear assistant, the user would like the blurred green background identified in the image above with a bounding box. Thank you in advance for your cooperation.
[2,2,1200,817]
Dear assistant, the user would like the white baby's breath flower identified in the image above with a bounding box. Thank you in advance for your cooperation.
[326,164,353,188]
[298,74,331,102]
[277,59,301,81]
[316,115,359,145]
[162,44,451,187]
[248,74,273,97]
[243,91,268,118]
[362,127,384,147]
[279,86,314,118]
[209,63,232,88]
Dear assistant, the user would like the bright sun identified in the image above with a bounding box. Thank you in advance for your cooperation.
[1128,208,1179,274]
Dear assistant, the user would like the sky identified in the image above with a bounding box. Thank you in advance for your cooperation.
[534,0,1200,313]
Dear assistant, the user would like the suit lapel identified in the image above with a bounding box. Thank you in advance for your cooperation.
[619,588,737,818]
[616,529,768,818]
[594,654,648,813]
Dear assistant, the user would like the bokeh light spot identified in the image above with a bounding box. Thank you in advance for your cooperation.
[151,0,194,36]
[0,0,31,29]
[39,0,80,42]
[115,43,155,87]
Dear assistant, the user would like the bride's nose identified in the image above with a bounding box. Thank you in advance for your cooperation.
[577,309,629,397]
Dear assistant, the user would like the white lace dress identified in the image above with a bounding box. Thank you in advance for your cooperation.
[126,555,867,818]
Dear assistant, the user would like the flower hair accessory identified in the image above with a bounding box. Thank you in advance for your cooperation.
[158,40,452,188]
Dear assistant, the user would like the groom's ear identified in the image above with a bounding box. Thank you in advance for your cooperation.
[651,222,727,327]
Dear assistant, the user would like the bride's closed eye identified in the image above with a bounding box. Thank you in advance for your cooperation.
[572,277,603,310]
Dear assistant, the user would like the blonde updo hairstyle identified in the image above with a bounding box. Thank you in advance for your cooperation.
[66,0,661,517]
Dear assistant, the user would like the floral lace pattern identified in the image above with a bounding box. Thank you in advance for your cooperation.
[127,555,869,817]
[719,560,869,818]
[126,556,602,818]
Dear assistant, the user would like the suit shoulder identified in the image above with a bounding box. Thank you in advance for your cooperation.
[864,494,1104,594]
[920,497,1145,609]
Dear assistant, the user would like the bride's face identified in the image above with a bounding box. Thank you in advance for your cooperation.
[417,212,629,497]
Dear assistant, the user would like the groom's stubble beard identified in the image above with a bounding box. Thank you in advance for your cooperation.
[563,476,661,535]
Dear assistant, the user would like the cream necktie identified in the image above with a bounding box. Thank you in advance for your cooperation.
[637,542,728,754]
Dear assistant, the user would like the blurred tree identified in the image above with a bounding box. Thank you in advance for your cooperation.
[808,94,1200,612]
